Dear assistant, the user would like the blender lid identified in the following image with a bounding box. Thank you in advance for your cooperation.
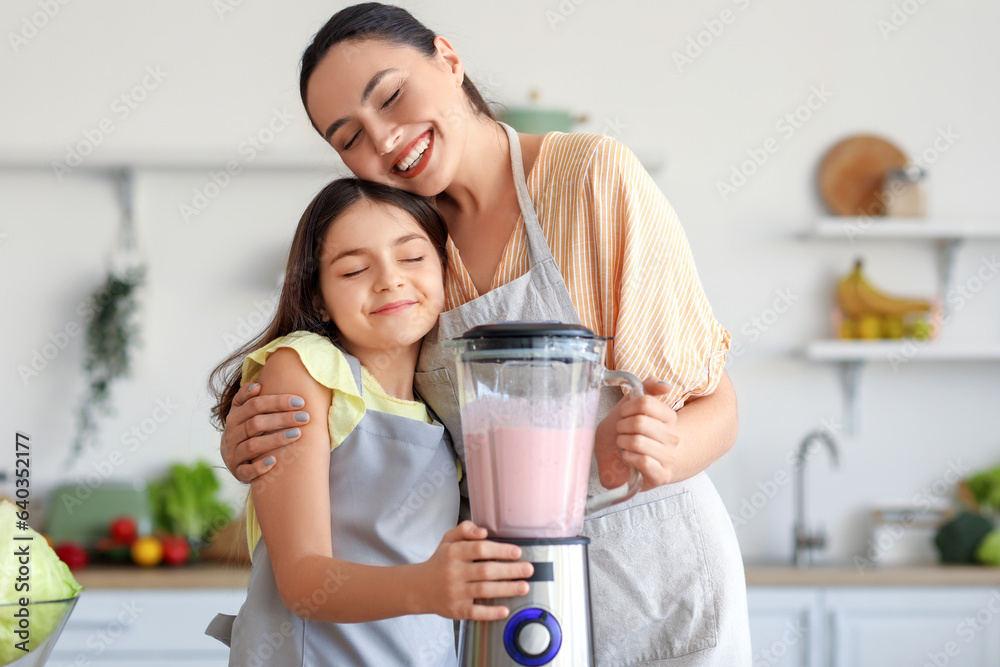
[455,321,605,340]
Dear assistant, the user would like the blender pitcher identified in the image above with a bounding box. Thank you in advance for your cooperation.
[449,322,644,538]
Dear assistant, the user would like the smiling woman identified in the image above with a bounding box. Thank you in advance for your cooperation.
[218,3,749,665]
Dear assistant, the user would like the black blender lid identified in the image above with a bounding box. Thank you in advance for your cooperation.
[455,321,603,340]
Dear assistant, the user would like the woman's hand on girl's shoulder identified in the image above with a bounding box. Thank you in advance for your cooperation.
[221,381,311,483]
[594,378,679,491]
[414,521,533,621]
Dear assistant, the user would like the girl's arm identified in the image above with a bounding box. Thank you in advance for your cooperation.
[252,348,530,624]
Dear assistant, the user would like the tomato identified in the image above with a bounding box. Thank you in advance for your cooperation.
[130,536,163,567]
[160,535,191,566]
[55,541,89,570]
[108,516,138,545]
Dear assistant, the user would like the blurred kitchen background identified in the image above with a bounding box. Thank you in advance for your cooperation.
[2,0,1000,664]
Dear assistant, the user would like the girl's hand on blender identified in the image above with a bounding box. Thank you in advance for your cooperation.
[416,521,533,621]
[221,382,311,483]
[594,377,677,491]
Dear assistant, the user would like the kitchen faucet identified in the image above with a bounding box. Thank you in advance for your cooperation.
[793,429,840,567]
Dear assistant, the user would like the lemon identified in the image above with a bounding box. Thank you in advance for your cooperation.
[857,315,882,340]
[882,315,905,339]
[131,536,163,567]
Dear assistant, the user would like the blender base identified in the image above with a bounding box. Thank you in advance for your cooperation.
[458,537,594,667]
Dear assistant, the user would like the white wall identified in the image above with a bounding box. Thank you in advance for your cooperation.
[2,0,999,564]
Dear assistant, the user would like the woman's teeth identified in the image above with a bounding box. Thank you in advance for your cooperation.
[397,138,430,172]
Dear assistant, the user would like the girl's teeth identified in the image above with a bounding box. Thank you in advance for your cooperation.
[399,139,429,171]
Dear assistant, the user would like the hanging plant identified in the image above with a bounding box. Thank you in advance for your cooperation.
[68,265,146,467]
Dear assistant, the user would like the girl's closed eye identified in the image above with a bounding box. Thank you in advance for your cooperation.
[343,129,362,151]
[342,266,367,278]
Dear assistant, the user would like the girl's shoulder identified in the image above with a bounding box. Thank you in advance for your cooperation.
[241,331,360,397]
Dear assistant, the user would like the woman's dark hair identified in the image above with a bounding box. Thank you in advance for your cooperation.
[209,178,448,429]
[299,2,495,132]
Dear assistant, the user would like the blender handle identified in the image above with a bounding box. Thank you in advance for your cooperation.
[585,369,645,515]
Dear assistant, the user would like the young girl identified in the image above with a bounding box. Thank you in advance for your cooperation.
[205,179,530,666]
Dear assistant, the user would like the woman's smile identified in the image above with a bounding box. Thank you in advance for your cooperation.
[392,129,434,177]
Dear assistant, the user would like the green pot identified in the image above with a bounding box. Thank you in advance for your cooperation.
[497,107,584,134]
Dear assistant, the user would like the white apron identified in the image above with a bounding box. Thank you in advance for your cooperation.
[414,123,751,666]
[207,345,461,666]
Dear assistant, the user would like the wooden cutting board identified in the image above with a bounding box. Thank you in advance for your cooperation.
[818,135,908,216]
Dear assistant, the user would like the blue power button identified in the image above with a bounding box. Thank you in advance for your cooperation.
[503,607,562,665]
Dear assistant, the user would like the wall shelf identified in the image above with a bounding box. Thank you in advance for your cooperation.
[806,340,1000,361]
[806,219,1000,434]
[813,217,1000,241]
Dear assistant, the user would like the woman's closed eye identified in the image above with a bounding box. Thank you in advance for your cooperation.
[381,88,401,110]
[343,129,362,151]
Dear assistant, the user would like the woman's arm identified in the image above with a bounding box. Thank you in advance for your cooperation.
[221,383,307,483]
[252,348,529,623]
[594,371,737,491]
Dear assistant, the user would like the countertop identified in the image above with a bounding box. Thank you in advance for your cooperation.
[73,562,1000,590]
[744,563,1000,586]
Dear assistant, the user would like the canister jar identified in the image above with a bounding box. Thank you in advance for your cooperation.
[882,164,926,217]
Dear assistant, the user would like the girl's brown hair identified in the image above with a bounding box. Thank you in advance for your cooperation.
[208,178,447,430]
[299,2,495,134]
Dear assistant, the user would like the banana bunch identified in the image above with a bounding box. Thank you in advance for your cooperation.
[835,259,933,340]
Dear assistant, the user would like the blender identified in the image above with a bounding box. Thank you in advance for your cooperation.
[449,322,644,667]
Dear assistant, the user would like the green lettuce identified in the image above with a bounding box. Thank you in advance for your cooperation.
[0,499,84,663]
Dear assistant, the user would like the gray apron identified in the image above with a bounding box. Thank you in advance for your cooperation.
[414,123,751,666]
[207,346,461,666]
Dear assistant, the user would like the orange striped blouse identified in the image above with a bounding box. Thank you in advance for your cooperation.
[443,132,730,410]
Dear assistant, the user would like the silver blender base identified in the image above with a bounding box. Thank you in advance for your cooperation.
[459,537,594,667]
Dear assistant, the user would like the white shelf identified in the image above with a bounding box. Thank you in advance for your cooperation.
[806,340,1000,362]
[0,147,346,172]
[806,218,1000,434]
[814,217,1000,240]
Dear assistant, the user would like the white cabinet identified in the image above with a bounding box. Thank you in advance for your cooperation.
[749,586,1000,667]
[47,588,245,666]
[826,588,1000,667]
[747,588,824,667]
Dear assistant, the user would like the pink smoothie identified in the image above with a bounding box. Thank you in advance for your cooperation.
[464,426,595,538]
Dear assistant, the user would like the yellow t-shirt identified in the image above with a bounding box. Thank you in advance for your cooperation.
[443,132,731,410]
[241,331,437,558]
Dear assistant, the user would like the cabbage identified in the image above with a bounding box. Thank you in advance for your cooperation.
[976,529,1000,566]
[0,499,84,663]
